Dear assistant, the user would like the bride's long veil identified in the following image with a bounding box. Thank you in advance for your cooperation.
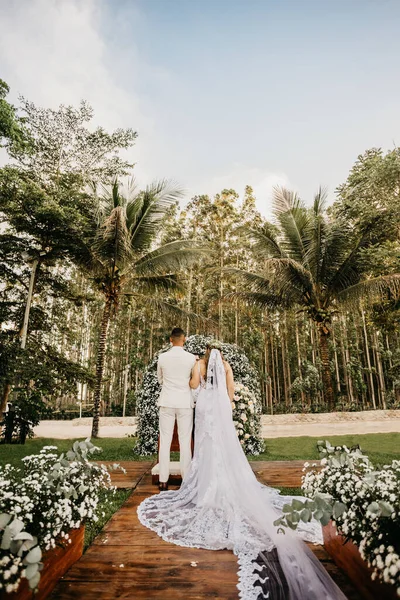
[206,349,346,600]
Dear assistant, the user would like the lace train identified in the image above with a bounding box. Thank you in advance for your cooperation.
[138,351,342,599]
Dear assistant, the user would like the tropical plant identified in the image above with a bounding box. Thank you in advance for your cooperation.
[228,187,400,409]
[86,180,207,437]
[274,441,400,596]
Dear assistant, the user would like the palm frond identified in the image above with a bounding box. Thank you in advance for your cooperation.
[265,258,314,302]
[224,264,306,307]
[222,267,271,293]
[230,291,294,310]
[132,274,182,293]
[336,274,400,307]
[325,225,374,296]
[306,187,329,282]
[128,180,183,253]
[93,206,132,274]
[134,240,209,276]
[313,186,328,216]
[237,223,284,258]
[272,186,312,264]
[123,292,212,325]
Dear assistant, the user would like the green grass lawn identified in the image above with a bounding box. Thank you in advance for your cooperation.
[253,432,400,466]
[1,432,398,468]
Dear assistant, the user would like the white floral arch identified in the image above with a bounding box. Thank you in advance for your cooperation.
[134,335,264,456]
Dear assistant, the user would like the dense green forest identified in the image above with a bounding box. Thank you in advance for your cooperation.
[1,81,399,430]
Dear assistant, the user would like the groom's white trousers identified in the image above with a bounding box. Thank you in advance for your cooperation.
[159,407,193,483]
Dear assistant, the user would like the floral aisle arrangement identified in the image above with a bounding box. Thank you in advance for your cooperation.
[135,334,264,455]
[232,382,264,454]
[274,441,400,597]
[0,440,118,595]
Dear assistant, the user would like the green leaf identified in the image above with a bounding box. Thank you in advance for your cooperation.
[320,511,332,526]
[292,499,305,511]
[9,519,25,535]
[367,501,380,515]
[300,508,311,522]
[282,503,293,513]
[25,545,42,564]
[1,527,12,550]
[13,532,33,541]
[0,514,12,529]
[377,501,394,517]
[333,502,346,518]
[28,571,41,590]
[25,562,39,580]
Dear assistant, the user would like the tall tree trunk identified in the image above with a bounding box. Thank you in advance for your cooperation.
[234,254,239,345]
[218,227,224,339]
[295,319,306,406]
[270,329,277,406]
[373,330,386,409]
[361,308,376,409]
[331,323,341,394]
[91,298,113,438]
[340,316,354,403]
[1,259,41,413]
[280,323,289,406]
[274,337,281,405]
[283,316,291,404]
[186,267,193,335]
[317,324,334,410]
[264,331,273,414]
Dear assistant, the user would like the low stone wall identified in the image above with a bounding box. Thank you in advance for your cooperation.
[261,410,400,438]
[33,410,400,439]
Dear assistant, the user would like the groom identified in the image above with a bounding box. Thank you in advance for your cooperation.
[157,327,197,491]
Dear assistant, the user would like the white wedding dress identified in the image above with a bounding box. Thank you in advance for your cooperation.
[138,350,346,599]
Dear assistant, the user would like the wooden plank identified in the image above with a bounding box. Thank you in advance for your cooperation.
[94,460,317,489]
[53,580,240,599]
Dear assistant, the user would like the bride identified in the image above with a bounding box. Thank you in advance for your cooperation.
[138,341,346,599]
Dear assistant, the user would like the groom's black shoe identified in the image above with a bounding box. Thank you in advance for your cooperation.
[159,481,169,491]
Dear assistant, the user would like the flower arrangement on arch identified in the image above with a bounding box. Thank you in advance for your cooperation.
[232,382,264,455]
[135,334,264,456]
[0,440,121,594]
[274,441,400,596]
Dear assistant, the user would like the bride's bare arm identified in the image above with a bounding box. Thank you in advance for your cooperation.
[225,363,235,401]
[189,358,201,389]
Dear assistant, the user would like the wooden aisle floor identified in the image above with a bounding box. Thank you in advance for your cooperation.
[52,461,362,600]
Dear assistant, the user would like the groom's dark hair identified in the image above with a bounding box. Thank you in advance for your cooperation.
[170,327,185,340]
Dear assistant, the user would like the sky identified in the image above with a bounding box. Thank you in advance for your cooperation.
[1,0,400,217]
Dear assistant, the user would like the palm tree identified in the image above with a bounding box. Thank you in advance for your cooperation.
[228,187,400,410]
[87,179,206,437]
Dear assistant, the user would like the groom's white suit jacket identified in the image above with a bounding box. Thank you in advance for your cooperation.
[157,346,196,409]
